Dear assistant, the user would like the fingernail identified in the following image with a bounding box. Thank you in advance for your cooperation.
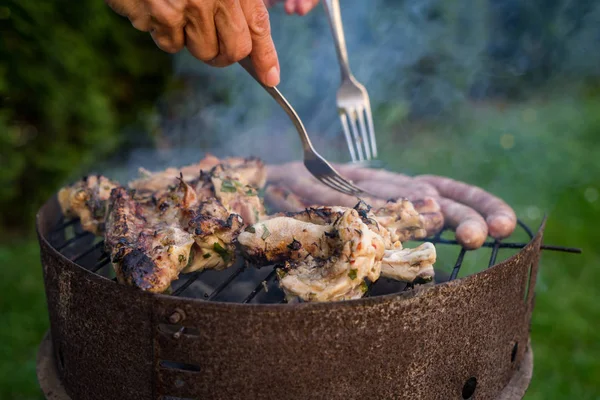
[265,66,280,87]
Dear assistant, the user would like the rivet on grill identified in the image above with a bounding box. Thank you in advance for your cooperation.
[462,377,477,399]
[172,326,185,340]
[168,308,186,324]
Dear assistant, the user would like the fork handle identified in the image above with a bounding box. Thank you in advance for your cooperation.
[238,57,314,153]
[322,0,352,80]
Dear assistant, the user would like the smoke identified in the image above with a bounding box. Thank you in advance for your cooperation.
[100,0,490,177]
[100,0,600,186]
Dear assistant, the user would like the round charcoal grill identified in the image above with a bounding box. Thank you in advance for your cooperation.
[35,195,579,400]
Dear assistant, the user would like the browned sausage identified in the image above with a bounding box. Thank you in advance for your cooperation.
[415,175,517,239]
[353,179,440,200]
[435,197,488,249]
[267,163,389,208]
[264,185,310,213]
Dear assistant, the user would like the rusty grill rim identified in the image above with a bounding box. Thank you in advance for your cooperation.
[36,194,549,311]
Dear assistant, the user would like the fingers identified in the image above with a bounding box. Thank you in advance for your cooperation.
[208,0,253,67]
[105,0,152,31]
[185,0,219,61]
[284,0,319,15]
[240,0,280,86]
[284,0,296,14]
[104,0,142,18]
[296,0,320,15]
[146,0,187,53]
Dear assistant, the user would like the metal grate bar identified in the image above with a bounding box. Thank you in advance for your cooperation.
[56,231,94,252]
[172,270,207,296]
[51,218,77,234]
[411,236,580,253]
[488,241,501,268]
[207,264,247,301]
[539,244,581,253]
[449,248,467,281]
[243,269,277,303]
[518,219,534,239]
[92,257,110,273]
[72,240,105,263]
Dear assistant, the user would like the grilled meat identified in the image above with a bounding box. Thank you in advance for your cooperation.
[105,178,246,293]
[58,175,120,235]
[208,164,267,225]
[59,155,438,297]
[105,187,196,292]
[381,242,436,282]
[60,156,266,292]
[129,155,267,194]
[181,200,244,273]
[239,208,385,302]
[239,202,437,302]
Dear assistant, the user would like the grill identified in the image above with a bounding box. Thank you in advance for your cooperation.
[35,193,579,400]
[47,212,579,304]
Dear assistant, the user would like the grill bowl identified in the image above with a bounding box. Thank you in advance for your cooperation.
[37,195,543,400]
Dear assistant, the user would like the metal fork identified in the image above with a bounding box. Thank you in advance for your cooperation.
[322,0,377,162]
[238,57,367,197]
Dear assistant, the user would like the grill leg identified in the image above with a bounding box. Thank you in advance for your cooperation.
[36,331,72,400]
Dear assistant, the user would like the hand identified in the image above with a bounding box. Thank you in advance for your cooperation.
[104,0,282,87]
[264,0,320,15]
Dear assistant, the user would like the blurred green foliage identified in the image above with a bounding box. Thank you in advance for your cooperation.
[0,1,171,231]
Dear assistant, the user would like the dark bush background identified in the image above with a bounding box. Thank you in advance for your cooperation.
[0,0,171,232]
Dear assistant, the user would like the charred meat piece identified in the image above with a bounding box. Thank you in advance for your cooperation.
[238,208,385,302]
[129,155,267,193]
[105,187,196,293]
[58,175,120,235]
[104,181,245,292]
[371,199,427,242]
[59,155,267,293]
[381,242,436,282]
[208,164,267,225]
[182,200,244,272]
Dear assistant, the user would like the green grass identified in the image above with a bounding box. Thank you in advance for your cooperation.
[0,241,48,400]
[378,88,600,399]
[1,88,599,399]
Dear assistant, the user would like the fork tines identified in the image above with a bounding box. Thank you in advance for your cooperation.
[340,103,377,162]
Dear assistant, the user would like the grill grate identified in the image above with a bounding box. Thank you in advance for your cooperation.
[48,217,580,303]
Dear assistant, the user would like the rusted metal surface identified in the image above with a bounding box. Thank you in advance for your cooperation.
[37,199,155,400]
[36,332,71,400]
[36,332,534,400]
[37,196,544,400]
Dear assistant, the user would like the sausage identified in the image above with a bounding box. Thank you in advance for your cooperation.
[264,185,310,213]
[415,175,517,239]
[266,163,389,208]
[353,176,485,246]
[333,163,418,188]
[353,179,440,200]
[435,198,488,249]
